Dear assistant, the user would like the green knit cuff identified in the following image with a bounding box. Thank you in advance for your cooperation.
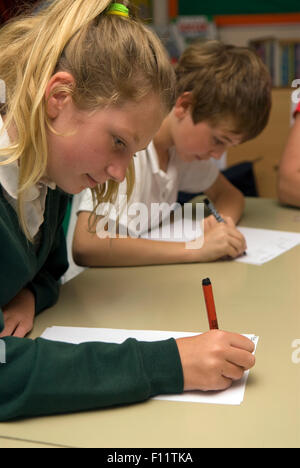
[138,338,184,397]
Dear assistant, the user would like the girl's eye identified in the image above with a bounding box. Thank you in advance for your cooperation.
[114,137,126,149]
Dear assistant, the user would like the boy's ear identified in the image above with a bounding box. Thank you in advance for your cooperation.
[174,92,193,120]
[45,72,75,119]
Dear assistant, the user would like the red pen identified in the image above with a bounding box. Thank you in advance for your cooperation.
[202,278,219,330]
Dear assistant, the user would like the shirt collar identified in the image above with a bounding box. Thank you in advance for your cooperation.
[0,115,56,201]
[147,140,161,175]
[147,140,177,179]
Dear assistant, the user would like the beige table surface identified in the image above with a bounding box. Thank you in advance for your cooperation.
[0,437,63,448]
[0,197,299,448]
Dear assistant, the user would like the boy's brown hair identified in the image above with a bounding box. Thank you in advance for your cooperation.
[175,40,272,141]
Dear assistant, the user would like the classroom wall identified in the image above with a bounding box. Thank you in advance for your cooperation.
[227,88,292,198]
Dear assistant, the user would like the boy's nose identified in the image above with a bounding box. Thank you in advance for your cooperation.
[209,148,225,160]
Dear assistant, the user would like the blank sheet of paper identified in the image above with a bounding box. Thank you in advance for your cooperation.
[41,326,258,406]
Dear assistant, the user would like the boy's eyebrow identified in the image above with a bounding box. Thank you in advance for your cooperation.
[220,134,242,146]
[221,135,234,144]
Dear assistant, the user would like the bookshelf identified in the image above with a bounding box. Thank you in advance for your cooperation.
[249,38,300,88]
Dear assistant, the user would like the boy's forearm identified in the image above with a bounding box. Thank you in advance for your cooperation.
[212,188,245,224]
[204,174,245,225]
[73,235,200,267]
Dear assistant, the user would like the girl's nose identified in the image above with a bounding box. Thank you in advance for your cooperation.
[106,160,129,183]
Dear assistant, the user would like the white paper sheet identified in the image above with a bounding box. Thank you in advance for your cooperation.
[235,227,300,265]
[142,217,300,265]
[41,326,258,406]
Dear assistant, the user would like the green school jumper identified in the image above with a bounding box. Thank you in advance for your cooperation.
[0,186,183,421]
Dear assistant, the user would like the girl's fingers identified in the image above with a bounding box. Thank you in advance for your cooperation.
[0,316,18,337]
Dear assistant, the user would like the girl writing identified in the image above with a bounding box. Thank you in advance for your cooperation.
[0,1,255,421]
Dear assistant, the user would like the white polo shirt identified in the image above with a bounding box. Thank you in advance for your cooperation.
[78,141,219,235]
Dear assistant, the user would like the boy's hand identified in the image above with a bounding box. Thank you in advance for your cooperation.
[0,288,35,338]
[196,216,246,261]
[203,214,233,233]
[203,214,221,232]
[176,330,255,392]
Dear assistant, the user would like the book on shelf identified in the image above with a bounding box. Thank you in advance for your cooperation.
[249,37,300,87]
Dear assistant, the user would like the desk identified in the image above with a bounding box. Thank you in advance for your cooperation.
[0,198,299,448]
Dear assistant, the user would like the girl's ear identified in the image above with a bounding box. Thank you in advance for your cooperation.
[45,72,75,119]
[173,92,193,120]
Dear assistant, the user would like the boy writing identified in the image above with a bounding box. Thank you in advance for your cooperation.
[73,41,272,267]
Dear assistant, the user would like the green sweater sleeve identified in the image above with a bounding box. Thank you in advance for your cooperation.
[0,328,184,421]
[0,188,69,313]
[27,191,69,315]
[0,189,184,421]
[28,225,68,315]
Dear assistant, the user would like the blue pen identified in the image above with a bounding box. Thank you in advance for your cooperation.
[204,198,225,223]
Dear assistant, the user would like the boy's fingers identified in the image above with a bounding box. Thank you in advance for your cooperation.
[223,216,235,227]
[218,223,247,250]
[227,227,247,246]
[226,236,246,258]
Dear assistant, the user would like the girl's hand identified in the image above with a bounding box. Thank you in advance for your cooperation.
[0,288,35,338]
[176,330,255,392]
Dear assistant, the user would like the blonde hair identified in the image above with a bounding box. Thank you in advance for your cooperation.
[0,0,175,239]
[175,40,272,141]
